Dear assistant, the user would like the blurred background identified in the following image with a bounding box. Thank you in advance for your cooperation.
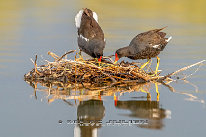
[0,0,206,137]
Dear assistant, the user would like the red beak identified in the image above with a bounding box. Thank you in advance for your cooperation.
[114,53,119,62]
[98,56,102,62]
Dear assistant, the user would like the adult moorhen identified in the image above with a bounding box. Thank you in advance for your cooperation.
[75,8,105,62]
[114,27,172,74]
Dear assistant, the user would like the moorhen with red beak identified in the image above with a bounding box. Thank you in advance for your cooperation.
[114,27,172,74]
[75,8,105,62]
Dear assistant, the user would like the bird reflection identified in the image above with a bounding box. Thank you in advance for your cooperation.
[74,99,105,137]
[25,78,203,131]
[115,99,171,130]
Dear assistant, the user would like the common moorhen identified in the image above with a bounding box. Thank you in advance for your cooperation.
[75,8,105,62]
[114,27,172,74]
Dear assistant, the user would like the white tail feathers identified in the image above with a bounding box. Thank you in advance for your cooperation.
[93,12,98,22]
[75,10,83,28]
[75,10,99,28]
[153,44,160,48]
[166,36,172,42]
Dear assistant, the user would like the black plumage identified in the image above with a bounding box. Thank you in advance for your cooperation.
[75,8,105,61]
[115,27,172,74]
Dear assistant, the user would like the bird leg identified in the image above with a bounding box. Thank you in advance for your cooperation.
[78,50,81,56]
[140,59,151,69]
[155,83,160,101]
[146,59,152,72]
[155,56,160,75]
[78,50,83,60]
[147,93,151,101]
[95,58,101,66]
[140,88,151,101]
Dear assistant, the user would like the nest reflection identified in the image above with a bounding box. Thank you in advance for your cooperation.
[25,79,160,103]
[25,77,203,133]
[26,79,168,130]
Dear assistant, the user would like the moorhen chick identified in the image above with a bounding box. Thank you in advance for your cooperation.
[75,8,105,62]
[114,27,172,74]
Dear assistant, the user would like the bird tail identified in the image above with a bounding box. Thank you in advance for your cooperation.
[83,8,91,17]
[155,26,168,32]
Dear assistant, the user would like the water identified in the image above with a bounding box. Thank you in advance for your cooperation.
[0,0,206,136]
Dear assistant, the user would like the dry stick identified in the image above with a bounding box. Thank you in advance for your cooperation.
[34,55,37,71]
[103,55,115,63]
[56,50,76,62]
[48,51,59,60]
[157,60,205,81]
[181,63,203,80]
[34,55,41,75]
[130,70,150,81]
[100,71,117,83]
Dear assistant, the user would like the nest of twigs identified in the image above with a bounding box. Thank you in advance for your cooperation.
[24,50,162,84]
[24,50,205,85]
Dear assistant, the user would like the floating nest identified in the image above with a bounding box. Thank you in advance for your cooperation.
[24,51,205,103]
[24,50,163,84]
[24,50,205,86]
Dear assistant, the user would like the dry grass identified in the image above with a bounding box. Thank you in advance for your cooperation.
[24,51,205,86]
[24,51,162,84]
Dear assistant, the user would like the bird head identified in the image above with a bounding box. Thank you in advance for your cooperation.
[95,52,103,62]
[114,47,129,64]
